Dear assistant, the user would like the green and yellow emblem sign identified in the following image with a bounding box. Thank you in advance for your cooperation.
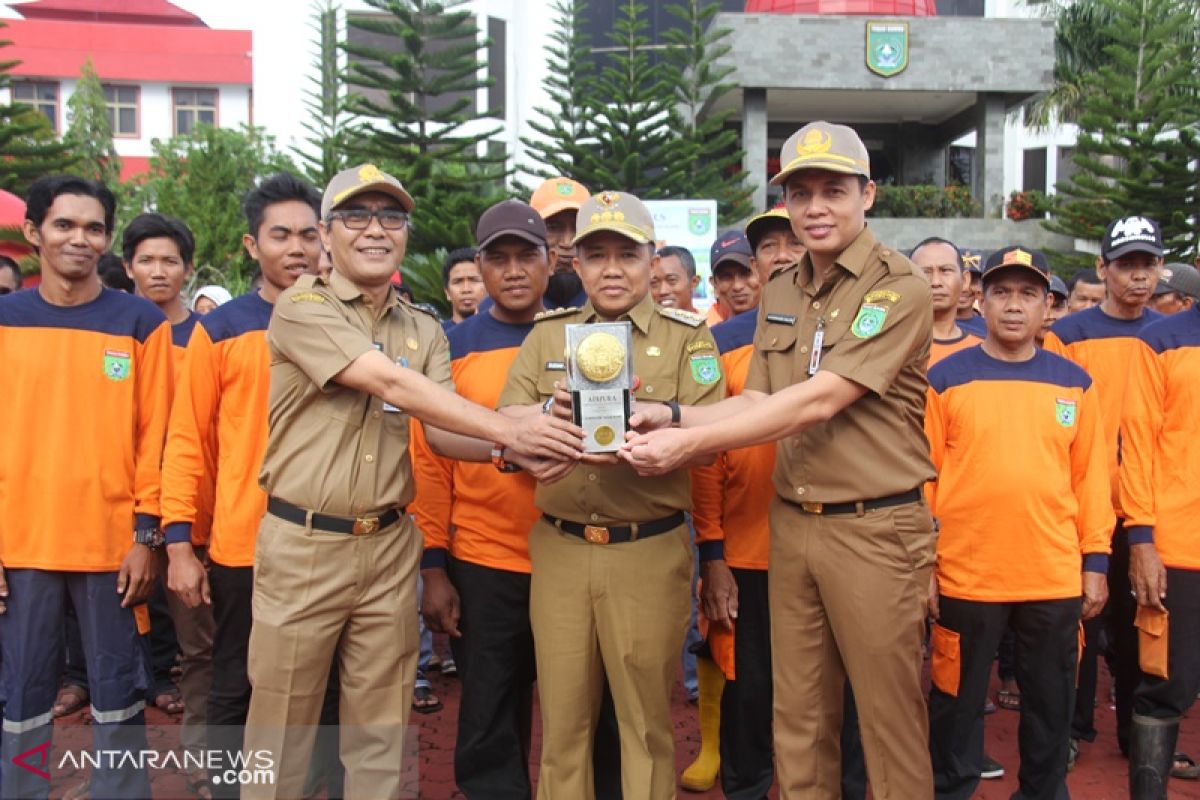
[866,21,909,78]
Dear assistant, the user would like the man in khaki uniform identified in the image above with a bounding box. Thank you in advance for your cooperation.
[622,122,937,799]
[498,190,726,799]
[243,164,584,800]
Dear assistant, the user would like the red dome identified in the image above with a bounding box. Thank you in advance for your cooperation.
[0,189,33,262]
[745,0,936,15]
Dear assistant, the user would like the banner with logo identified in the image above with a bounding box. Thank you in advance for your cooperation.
[644,199,719,309]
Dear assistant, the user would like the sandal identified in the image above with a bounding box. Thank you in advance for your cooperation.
[440,656,457,677]
[996,689,1021,712]
[152,688,185,715]
[53,684,90,718]
[1172,752,1200,780]
[412,684,443,714]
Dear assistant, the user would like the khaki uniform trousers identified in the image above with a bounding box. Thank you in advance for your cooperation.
[768,496,937,800]
[163,546,215,759]
[528,517,692,800]
[243,511,421,800]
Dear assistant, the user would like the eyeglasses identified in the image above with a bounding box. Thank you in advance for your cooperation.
[329,208,409,231]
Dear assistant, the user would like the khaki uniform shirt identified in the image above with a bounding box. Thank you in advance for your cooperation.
[498,293,725,526]
[259,271,452,516]
[745,226,935,504]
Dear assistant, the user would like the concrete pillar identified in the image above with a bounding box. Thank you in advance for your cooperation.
[972,93,1006,217]
[741,88,768,212]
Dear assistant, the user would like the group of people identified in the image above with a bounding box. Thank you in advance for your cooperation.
[0,118,1197,800]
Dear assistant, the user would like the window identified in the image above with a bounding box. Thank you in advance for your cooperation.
[103,85,139,137]
[1056,146,1077,191]
[173,88,217,135]
[12,80,59,132]
[1023,147,1047,193]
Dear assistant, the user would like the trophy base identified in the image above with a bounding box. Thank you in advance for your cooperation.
[572,389,631,453]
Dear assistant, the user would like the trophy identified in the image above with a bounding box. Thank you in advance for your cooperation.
[566,322,633,453]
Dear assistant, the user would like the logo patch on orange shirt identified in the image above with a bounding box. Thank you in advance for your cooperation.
[103,349,131,381]
[1055,398,1077,427]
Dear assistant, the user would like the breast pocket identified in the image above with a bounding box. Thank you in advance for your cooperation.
[320,387,367,428]
[634,359,680,403]
[758,325,799,386]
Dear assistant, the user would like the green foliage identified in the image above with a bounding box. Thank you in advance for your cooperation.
[64,58,121,187]
[1024,0,1120,129]
[292,0,362,187]
[518,0,593,182]
[0,22,77,195]
[569,0,686,197]
[345,0,511,255]
[124,125,299,282]
[1005,189,1054,220]
[1046,0,1200,270]
[400,248,450,316]
[661,0,752,222]
[869,184,980,218]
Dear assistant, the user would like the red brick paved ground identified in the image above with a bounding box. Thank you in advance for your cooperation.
[45,641,1200,798]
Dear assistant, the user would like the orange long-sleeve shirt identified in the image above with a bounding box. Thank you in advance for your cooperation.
[926,347,1114,602]
[929,329,983,367]
[0,288,172,571]
[411,312,540,573]
[1118,310,1200,570]
[1043,305,1162,515]
[161,292,273,567]
[691,309,774,571]
[171,312,214,546]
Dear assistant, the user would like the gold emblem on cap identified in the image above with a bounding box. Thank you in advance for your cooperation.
[593,425,616,446]
[358,164,384,183]
[797,128,833,157]
[575,331,626,382]
[406,337,419,350]
[598,192,620,207]
[1003,249,1033,267]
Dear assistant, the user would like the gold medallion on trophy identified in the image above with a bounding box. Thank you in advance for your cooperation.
[575,332,627,383]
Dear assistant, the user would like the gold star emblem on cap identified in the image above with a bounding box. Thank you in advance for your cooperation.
[358,164,383,182]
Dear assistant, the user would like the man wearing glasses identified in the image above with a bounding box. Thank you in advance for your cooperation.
[241,165,584,798]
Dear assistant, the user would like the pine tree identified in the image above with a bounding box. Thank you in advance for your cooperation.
[345,0,510,255]
[292,0,361,188]
[64,58,122,188]
[574,0,687,197]
[662,0,753,222]
[1046,0,1200,269]
[519,0,595,182]
[0,22,76,195]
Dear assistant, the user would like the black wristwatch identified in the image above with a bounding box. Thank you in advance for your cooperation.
[134,527,164,550]
[665,400,681,427]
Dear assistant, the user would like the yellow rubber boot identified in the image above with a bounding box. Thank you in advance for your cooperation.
[681,656,725,792]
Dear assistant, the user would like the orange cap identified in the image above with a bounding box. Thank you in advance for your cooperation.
[529,177,590,220]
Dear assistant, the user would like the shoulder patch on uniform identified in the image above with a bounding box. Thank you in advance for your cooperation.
[850,303,889,338]
[657,306,704,327]
[290,291,326,304]
[689,352,722,385]
[534,306,578,322]
[686,340,715,353]
[400,298,441,320]
[864,289,901,304]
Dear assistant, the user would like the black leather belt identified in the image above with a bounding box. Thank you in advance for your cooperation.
[268,497,403,535]
[544,512,686,545]
[793,488,922,516]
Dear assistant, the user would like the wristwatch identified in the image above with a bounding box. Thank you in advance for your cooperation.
[665,399,682,427]
[134,526,164,550]
[491,445,522,473]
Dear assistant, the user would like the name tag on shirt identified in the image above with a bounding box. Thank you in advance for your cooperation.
[545,361,566,371]
[766,313,797,326]
[375,342,407,413]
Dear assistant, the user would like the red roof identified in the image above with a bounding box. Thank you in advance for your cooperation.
[745,0,936,13]
[11,0,206,27]
[3,18,252,84]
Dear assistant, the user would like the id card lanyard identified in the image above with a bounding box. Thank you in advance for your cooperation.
[808,317,825,376]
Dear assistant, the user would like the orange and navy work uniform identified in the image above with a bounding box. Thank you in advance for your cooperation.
[161,292,273,566]
[693,308,773,572]
[929,330,983,368]
[1043,306,1162,514]
[692,307,774,679]
[925,347,1115,601]
[0,287,172,571]
[1119,309,1200,568]
[412,311,540,573]
[170,311,214,545]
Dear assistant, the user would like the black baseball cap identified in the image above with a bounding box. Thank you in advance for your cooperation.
[1049,274,1068,300]
[475,199,548,250]
[710,230,753,271]
[982,246,1051,287]
[1102,215,1164,261]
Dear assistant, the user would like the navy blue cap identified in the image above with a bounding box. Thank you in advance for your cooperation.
[710,229,753,270]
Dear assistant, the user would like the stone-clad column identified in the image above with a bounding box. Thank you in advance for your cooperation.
[973,93,1006,217]
[742,88,768,212]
